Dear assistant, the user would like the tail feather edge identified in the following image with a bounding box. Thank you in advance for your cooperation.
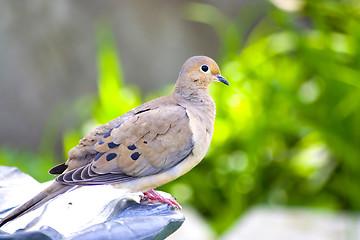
[0,182,73,227]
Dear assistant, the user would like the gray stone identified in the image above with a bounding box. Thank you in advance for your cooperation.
[221,207,360,240]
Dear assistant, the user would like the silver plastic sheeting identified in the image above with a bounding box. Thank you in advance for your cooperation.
[0,166,184,240]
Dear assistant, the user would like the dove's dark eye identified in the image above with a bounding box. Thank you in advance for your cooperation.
[200,65,210,73]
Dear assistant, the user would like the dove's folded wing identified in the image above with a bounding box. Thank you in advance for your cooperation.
[56,104,194,185]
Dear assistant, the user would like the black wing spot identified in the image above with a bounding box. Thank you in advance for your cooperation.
[143,141,148,144]
[127,144,137,150]
[49,163,67,175]
[135,108,151,115]
[106,153,117,161]
[94,152,105,161]
[108,142,120,149]
[103,131,111,138]
[98,140,105,145]
[131,152,141,161]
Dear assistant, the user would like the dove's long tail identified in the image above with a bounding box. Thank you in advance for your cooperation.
[0,181,73,227]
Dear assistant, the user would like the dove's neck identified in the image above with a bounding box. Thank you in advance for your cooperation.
[173,87,214,107]
[173,78,216,131]
[172,87,216,135]
[174,81,213,102]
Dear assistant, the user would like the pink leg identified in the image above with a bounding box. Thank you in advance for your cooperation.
[142,189,182,209]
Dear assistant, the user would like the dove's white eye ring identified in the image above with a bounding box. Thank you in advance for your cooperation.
[200,65,210,73]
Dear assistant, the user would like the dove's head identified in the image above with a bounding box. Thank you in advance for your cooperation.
[175,56,229,92]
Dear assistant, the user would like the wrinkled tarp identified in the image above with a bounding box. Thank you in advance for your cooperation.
[0,166,184,240]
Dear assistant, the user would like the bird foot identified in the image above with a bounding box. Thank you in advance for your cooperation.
[141,189,182,209]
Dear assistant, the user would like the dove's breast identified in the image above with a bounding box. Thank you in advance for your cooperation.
[185,104,215,163]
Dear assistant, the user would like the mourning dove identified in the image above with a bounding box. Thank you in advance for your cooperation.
[0,56,228,227]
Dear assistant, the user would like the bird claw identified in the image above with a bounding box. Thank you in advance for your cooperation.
[141,189,182,209]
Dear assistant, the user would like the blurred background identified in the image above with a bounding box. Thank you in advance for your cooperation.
[1,0,359,239]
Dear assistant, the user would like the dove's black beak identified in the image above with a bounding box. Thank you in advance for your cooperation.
[216,75,229,86]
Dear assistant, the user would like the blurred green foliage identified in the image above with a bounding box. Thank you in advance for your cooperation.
[178,0,360,233]
[0,147,54,183]
[1,0,360,235]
